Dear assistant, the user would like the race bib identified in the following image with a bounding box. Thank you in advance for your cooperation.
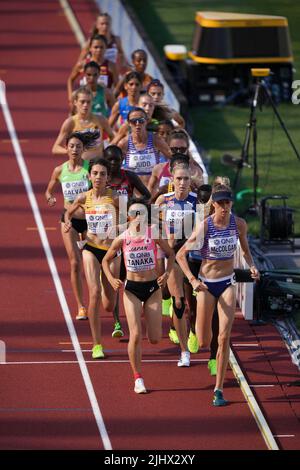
[128,151,156,174]
[208,235,237,258]
[126,249,156,272]
[105,48,118,63]
[166,209,194,232]
[98,75,109,87]
[61,179,89,202]
[159,176,171,188]
[86,211,113,235]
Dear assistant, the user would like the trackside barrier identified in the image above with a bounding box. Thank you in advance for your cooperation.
[234,242,254,320]
[95,0,208,182]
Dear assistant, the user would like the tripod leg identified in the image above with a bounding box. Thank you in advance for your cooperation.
[262,82,300,160]
[233,121,252,190]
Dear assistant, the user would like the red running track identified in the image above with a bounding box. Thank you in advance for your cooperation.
[0,0,299,451]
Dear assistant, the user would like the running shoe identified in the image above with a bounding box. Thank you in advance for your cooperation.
[177,351,190,367]
[92,344,104,359]
[162,298,172,317]
[187,330,199,354]
[208,359,217,376]
[213,389,228,407]
[76,306,88,321]
[169,327,179,344]
[112,321,124,338]
[134,378,147,394]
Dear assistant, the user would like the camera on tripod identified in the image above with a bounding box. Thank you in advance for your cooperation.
[250,68,281,106]
[221,66,300,215]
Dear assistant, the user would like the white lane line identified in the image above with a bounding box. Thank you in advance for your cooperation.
[274,435,295,438]
[0,80,111,451]
[59,0,85,47]
[232,343,259,347]
[250,385,275,388]
[229,349,279,450]
[1,358,208,365]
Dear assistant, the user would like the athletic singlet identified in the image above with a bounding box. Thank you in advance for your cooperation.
[118,97,135,123]
[72,114,102,148]
[59,160,90,203]
[163,191,197,237]
[107,169,134,197]
[200,213,239,260]
[123,133,160,176]
[122,226,157,273]
[158,162,172,188]
[80,59,113,89]
[189,201,212,261]
[91,85,109,117]
[84,188,115,238]
[105,35,118,63]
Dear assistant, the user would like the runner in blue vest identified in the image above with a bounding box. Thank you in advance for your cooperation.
[176,183,260,406]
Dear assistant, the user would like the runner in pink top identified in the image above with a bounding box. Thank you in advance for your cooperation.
[102,198,175,394]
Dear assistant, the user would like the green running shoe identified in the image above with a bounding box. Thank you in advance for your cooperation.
[208,359,217,376]
[187,331,199,354]
[168,327,179,344]
[213,389,228,407]
[112,321,124,338]
[162,298,172,317]
[92,344,104,359]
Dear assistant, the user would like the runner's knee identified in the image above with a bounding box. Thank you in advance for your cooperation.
[172,297,185,319]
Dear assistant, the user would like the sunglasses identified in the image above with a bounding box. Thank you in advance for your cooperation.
[129,117,146,125]
[170,146,188,154]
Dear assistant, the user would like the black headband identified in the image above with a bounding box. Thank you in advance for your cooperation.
[212,191,233,202]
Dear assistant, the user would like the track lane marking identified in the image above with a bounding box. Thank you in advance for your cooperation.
[1,358,209,365]
[2,139,28,143]
[250,385,276,388]
[59,0,85,47]
[230,349,279,450]
[26,227,57,231]
[0,79,112,451]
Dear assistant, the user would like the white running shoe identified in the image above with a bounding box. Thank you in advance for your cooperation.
[134,378,147,394]
[177,351,191,367]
